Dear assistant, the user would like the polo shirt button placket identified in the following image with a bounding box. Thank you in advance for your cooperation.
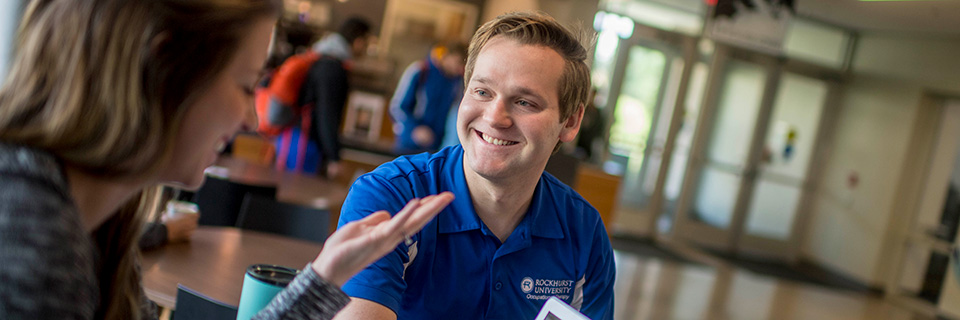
[494,281,502,290]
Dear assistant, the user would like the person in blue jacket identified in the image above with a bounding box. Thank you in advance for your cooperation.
[334,12,615,320]
[389,42,467,154]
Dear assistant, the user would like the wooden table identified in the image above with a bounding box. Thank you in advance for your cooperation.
[211,155,350,231]
[141,226,323,309]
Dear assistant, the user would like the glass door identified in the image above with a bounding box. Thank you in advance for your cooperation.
[674,52,774,250]
[690,58,768,233]
[670,44,838,260]
[659,60,710,234]
[607,43,672,234]
[601,25,705,238]
[738,72,831,257]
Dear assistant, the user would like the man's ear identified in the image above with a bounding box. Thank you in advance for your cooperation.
[559,103,585,143]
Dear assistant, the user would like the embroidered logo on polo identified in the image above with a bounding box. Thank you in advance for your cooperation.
[521,277,534,293]
[520,276,574,301]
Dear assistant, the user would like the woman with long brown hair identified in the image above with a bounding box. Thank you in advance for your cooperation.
[0,0,453,319]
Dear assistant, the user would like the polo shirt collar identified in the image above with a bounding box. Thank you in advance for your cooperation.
[437,146,564,239]
[527,178,564,239]
[438,146,482,233]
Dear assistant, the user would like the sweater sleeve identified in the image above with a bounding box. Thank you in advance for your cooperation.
[0,168,99,319]
[252,264,351,320]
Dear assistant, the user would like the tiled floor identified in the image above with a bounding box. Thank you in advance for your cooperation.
[612,250,930,320]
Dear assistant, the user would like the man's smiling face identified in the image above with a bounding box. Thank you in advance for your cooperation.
[457,36,581,182]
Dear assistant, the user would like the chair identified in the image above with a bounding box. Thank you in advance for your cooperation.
[544,151,581,187]
[192,176,277,227]
[236,194,330,243]
[231,133,276,166]
[172,284,238,320]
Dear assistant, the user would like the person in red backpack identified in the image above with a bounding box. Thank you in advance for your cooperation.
[296,17,372,177]
[257,17,370,177]
[264,52,320,134]
[259,50,323,173]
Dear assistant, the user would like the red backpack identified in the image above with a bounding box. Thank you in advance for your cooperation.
[255,52,321,137]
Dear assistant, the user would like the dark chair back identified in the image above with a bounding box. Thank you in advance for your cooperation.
[192,176,277,227]
[237,194,330,243]
[172,284,238,320]
[544,152,581,187]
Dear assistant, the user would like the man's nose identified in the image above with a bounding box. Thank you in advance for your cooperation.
[483,98,513,128]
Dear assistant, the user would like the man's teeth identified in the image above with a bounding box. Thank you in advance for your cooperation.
[214,140,226,153]
[481,133,516,146]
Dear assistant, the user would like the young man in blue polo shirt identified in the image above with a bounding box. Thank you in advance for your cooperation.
[333,12,615,320]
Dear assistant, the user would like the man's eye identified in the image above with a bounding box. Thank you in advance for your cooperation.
[475,89,488,96]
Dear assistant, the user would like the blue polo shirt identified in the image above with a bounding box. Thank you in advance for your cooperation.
[337,145,615,319]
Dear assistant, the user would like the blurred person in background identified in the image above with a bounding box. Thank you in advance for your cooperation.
[259,49,326,173]
[137,187,200,251]
[138,210,199,250]
[573,87,605,161]
[298,17,372,178]
[263,17,369,176]
[389,42,466,154]
[0,1,452,319]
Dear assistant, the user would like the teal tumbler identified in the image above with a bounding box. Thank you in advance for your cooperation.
[236,264,299,320]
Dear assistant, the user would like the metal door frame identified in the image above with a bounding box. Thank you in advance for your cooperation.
[668,43,845,261]
[602,21,705,237]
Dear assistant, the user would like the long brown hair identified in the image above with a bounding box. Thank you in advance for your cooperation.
[0,0,282,319]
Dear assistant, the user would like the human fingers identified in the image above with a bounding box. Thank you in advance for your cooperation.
[352,210,391,228]
[399,192,453,234]
[328,211,390,247]
[337,201,416,244]
[371,198,422,238]
[381,194,451,234]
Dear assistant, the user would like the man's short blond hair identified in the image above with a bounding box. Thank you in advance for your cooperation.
[464,12,591,136]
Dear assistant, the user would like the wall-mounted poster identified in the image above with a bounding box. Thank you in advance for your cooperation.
[343,91,386,142]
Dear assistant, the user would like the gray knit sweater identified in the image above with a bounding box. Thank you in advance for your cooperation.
[0,143,350,319]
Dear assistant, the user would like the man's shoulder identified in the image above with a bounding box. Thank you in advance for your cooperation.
[539,173,605,232]
[406,59,428,72]
[314,53,345,64]
[397,60,429,86]
[307,56,347,75]
[540,174,596,211]
[359,146,460,186]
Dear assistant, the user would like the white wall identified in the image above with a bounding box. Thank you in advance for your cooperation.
[949,102,960,187]
[852,35,960,96]
[802,75,923,286]
[801,33,960,286]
